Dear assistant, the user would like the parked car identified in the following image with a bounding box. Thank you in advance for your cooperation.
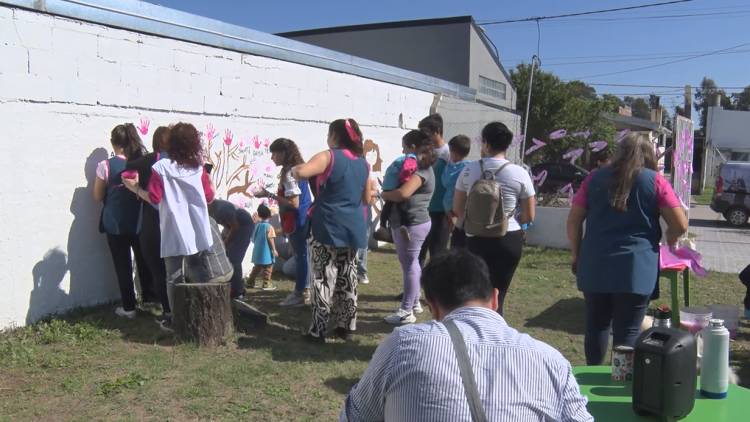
[710,161,750,227]
[531,162,589,194]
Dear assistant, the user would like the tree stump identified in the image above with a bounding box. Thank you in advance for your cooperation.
[173,282,233,346]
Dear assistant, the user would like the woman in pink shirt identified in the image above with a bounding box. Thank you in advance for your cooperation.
[567,133,688,365]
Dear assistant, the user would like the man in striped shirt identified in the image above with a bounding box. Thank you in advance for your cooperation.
[340,249,593,422]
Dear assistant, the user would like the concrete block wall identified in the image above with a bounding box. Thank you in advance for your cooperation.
[0,6,440,328]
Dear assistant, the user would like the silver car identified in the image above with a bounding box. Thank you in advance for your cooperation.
[710,161,750,227]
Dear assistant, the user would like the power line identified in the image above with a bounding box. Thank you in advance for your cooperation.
[572,10,750,22]
[504,48,750,61]
[477,0,694,26]
[505,49,750,66]
[571,41,750,79]
[585,83,748,90]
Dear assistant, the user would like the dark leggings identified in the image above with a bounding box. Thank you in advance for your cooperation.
[466,230,524,315]
[419,212,450,265]
[106,234,141,312]
[226,220,253,298]
[138,206,170,313]
[583,292,650,365]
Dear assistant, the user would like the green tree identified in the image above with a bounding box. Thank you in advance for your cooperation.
[601,94,624,113]
[510,64,615,166]
[694,77,733,132]
[566,81,597,100]
[623,96,651,119]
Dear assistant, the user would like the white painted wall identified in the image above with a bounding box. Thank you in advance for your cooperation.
[525,207,572,250]
[0,6,439,328]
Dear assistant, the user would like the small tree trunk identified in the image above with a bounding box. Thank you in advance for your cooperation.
[172,282,233,347]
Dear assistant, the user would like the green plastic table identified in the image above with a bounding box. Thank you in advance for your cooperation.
[573,365,750,421]
[661,268,690,327]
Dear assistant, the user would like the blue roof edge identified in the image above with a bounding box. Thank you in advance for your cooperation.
[1,0,478,101]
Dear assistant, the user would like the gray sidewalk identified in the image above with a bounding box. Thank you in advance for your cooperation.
[689,205,750,274]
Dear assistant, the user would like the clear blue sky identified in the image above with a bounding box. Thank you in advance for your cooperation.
[145,0,749,113]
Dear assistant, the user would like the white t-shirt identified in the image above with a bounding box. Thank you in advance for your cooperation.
[435,143,450,163]
[455,157,536,232]
[281,171,302,197]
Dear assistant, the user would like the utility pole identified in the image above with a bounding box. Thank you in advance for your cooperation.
[684,85,692,119]
[520,55,541,160]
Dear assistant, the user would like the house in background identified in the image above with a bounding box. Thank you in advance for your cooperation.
[279,16,516,111]
[604,111,672,172]
[702,106,750,189]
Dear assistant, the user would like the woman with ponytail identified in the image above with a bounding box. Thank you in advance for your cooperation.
[290,118,371,342]
[93,123,148,319]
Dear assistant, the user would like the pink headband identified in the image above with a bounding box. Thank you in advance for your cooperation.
[344,119,361,143]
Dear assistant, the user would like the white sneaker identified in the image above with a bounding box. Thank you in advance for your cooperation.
[384,308,416,325]
[115,306,136,319]
[358,275,370,285]
[279,291,305,307]
[413,301,424,314]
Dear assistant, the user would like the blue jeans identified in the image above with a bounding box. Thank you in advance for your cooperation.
[289,229,310,293]
[226,222,253,298]
[583,292,650,365]
[356,248,367,277]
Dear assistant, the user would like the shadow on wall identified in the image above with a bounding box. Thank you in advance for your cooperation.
[26,148,118,324]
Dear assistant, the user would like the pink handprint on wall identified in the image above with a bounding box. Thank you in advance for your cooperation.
[137,117,150,136]
[205,123,217,141]
[263,138,270,148]
[252,135,261,150]
[223,129,233,146]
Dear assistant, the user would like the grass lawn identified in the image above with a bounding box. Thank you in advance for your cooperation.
[2,247,749,421]
[692,187,715,206]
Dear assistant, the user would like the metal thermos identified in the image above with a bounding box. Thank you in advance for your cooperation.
[700,319,729,399]
[652,306,671,328]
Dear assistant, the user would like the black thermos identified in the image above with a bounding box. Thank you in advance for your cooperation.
[632,327,697,420]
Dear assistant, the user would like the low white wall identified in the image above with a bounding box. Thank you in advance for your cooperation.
[525,206,571,250]
[0,4,519,328]
[0,6,440,328]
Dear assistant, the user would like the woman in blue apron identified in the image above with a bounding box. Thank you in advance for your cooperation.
[291,118,370,342]
[567,133,688,365]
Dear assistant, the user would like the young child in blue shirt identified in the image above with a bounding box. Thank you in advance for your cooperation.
[248,204,278,291]
[442,135,471,249]
[379,147,419,241]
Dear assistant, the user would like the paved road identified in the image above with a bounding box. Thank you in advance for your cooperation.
[690,205,750,273]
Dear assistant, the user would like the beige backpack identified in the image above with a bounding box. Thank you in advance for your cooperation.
[463,160,511,238]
